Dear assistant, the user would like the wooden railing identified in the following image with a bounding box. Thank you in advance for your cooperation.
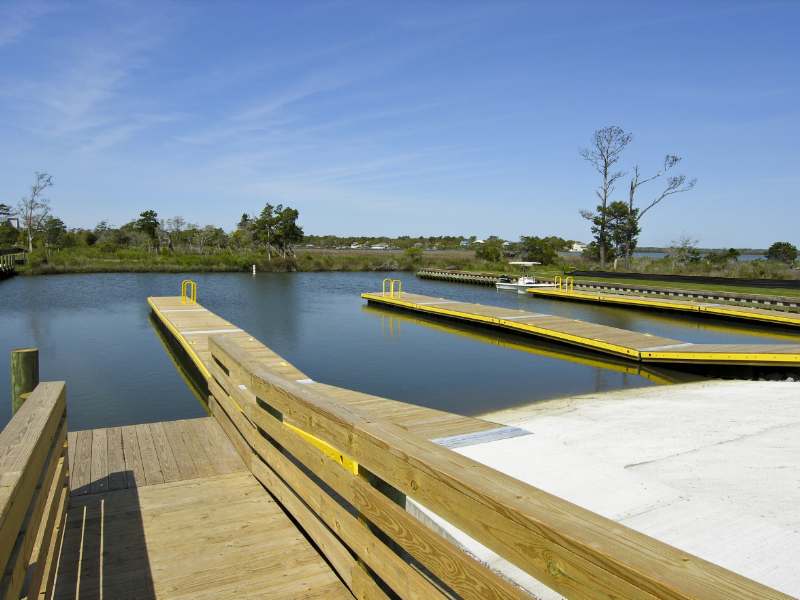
[0,382,69,600]
[207,335,788,600]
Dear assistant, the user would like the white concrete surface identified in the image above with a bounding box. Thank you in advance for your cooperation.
[410,381,800,598]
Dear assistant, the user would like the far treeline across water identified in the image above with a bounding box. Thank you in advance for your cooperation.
[0,171,798,279]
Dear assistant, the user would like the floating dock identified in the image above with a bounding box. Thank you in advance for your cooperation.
[147,295,504,441]
[362,290,800,367]
[416,268,800,312]
[529,287,800,328]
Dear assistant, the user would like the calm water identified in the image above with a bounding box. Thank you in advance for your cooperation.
[1,272,795,430]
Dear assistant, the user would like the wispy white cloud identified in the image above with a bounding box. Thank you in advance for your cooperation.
[0,0,54,47]
[78,112,183,153]
[4,4,177,151]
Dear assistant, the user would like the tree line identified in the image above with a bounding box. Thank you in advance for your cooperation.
[0,173,304,259]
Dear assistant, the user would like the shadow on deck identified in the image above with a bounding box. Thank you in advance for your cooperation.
[54,471,156,600]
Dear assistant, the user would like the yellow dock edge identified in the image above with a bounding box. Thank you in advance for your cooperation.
[362,292,800,368]
[148,297,212,380]
[528,288,800,328]
[362,292,637,359]
[148,296,359,474]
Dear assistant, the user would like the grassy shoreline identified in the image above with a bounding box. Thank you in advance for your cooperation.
[15,248,800,299]
[16,247,486,276]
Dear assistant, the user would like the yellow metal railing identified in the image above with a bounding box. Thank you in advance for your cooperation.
[554,275,562,289]
[565,276,575,293]
[181,279,197,304]
[382,278,403,297]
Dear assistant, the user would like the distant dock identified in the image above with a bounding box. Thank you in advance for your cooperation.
[528,287,800,327]
[362,289,800,367]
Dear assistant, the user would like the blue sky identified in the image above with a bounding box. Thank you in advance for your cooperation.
[0,1,798,247]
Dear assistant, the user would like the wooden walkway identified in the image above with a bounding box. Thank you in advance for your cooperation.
[54,417,351,599]
[148,296,505,442]
[362,291,800,367]
[66,418,244,495]
[529,287,800,328]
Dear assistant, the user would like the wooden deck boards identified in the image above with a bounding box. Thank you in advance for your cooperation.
[58,418,350,599]
[66,418,245,496]
[148,296,501,441]
[363,291,800,366]
[52,472,352,600]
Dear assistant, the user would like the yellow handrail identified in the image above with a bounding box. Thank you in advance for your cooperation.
[181,280,197,304]
[382,278,403,298]
[565,276,575,293]
[554,275,562,290]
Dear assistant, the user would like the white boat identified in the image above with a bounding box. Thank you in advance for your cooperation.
[495,276,556,293]
[495,262,557,293]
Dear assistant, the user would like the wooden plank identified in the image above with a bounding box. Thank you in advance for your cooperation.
[211,335,790,600]
[28,480,67,600]
[0,423,66,600]
[175,419,217,478]
[0,382,66,580]
[161,420,199,481]
[105,427,127,491]
[148,421,182,483]
[199,418,244,473]
[182,419,233,477]
[69,430,92,495]
[89,428,108,494]
[208,397,251,467]
[134,424,164,486]
[52,472,351,600]
[66,432,76,478]
[120,425,146,488]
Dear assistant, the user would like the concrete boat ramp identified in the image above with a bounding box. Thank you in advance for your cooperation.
[412,380,800,598]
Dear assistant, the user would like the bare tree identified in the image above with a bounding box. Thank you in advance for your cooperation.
[625,155,696,263]
[580,126,632,267]
[17,172,53,252]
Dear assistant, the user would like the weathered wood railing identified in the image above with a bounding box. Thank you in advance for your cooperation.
[207,335,788,600]
[0,382,69,600]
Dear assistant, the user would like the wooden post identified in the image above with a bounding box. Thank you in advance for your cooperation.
[11,347,39,414]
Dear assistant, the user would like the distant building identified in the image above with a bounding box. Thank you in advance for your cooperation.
[459,239,470,247]
[370,243,389,250]
[350,243,362,249]
[570,242,587,253]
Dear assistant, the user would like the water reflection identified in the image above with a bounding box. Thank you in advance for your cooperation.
[363,304,690,386]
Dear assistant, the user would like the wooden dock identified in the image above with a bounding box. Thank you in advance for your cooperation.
[529,287,800,327]
[362,290,800,367]
[0,289,792,600]
[147,295,505,442]
[56,417,351,599]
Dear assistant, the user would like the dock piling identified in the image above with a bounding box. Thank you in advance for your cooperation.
[10,347,39,414]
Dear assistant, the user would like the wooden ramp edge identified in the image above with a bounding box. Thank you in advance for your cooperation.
[529,287,800,328]
[362,291,800,367]
[147,296,503,442]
